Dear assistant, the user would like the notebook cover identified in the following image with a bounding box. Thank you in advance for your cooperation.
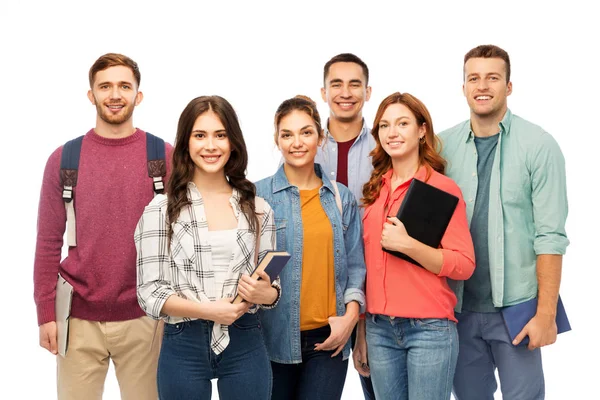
[56,273,74,357]
[383,178,459,267]
[501,295,571,345]
[232,251,291,304]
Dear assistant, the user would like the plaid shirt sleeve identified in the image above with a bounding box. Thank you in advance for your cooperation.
[134,194,177,320]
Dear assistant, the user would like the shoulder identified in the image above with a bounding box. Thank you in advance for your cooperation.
[335,182,356,204]
[438,120,470,142]
[254,176,274,196]
[144,194,169,213]
[510,114,560,149]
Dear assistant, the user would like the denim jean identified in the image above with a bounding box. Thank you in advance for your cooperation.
[156,313,272,400]
[453,311,544,400]
[366,313,458,400]
[271,325,349,400]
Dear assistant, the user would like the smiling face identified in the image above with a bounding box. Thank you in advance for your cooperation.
[378,103,425,161]
[321,62,371,123]
[463,57,512,120]
[277,110,322,170]
[87,65,142,126]
[188,110,231,179]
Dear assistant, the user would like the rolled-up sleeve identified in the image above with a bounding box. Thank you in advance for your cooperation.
[134,195,177,320]
[438,184,476,280]
[531,133,570,255]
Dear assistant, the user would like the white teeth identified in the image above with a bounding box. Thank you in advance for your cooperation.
[203,156,219,162]
[476,96,491,100]
[339,103,353,107]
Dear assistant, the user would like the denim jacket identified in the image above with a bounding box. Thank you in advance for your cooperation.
[255,164,366,363]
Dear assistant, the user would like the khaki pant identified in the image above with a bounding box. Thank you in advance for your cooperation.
[57,316,162,400]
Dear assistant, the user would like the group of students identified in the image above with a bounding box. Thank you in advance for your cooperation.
[34,46,569,400]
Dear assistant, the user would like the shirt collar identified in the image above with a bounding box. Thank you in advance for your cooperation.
[272,163,333,194]
[466,108,513,142]
[382,165,429,191]
[324,119,369,143]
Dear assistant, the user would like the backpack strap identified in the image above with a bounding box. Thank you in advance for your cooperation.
[254,197,266,266]
[60,136,84,247]
[146,132,166,194]
[330,180,343,216]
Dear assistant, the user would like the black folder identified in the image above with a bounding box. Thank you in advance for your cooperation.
[383,178,459,267]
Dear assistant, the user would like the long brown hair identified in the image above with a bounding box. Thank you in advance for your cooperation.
[362,92,446,206]
[167,96,258,241]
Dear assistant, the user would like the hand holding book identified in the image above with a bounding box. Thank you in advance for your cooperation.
[237,270,278,305]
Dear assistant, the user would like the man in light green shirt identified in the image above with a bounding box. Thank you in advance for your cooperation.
[439,45,569,400]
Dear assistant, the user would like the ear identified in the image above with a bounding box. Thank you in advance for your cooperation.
[320,87,327,103]
[135,91,144,106]
[419,123,427,138]
[462,83,467,98]
[506,81,513,97]
[87,90,96,105]
[365,86,372,102]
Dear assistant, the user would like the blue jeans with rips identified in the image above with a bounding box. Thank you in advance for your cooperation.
[366,313,458,400]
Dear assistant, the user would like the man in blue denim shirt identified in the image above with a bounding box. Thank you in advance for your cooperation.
[316,53,376,399]
[439,45,569,400]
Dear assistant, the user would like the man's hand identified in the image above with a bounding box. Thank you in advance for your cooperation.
[39,321,58,355]
[513,313,557,350]
[353,319,370,377]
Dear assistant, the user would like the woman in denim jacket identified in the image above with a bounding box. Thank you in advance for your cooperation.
[255,95,366,400]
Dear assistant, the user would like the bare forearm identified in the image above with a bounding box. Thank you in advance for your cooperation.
[345,301,360,322]
[161,294,210,320]
[536,254,562,318]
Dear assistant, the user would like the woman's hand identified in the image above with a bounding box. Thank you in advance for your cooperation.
[314,302,360,357]
[381,216,413,252]
[208,298,252,325]
[237,270,278,305]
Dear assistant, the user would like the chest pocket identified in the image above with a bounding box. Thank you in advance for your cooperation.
[275,218,287,252]
[170,221,197,264]
[501,164,531,204]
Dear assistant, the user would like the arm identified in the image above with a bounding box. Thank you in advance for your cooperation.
[314,189,364,356]
[237,204,281,307]
[34,149,64,354]
[513,133,568,349]
[382,186,475,279]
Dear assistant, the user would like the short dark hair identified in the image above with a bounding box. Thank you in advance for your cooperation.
[89,53,141,88]
[464,45,511,83]
[323,53,369,85]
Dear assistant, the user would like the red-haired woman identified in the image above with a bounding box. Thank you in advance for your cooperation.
[353,92,475,400]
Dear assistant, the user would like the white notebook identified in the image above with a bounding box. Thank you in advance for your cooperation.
[55,273,74,357]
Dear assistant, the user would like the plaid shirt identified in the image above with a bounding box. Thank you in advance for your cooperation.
[135,182,277,354]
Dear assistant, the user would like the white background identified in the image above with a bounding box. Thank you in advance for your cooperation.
[1,0,598,399]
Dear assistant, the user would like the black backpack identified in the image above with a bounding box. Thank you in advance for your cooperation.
[60,132,166,246]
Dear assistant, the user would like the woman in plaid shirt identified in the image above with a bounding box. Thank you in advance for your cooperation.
[135,96,280,400]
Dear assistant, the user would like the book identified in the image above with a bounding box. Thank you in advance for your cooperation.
[55,273,74,357]
[232,251,291,304]
[383,178,459,267]
[501,295,571,346]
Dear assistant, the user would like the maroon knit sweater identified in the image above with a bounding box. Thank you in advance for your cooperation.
[34,128,173,325]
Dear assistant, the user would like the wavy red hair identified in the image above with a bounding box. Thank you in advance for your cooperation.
[362,92,446,206]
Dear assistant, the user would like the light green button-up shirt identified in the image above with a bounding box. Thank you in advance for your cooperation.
[439,109,569,310]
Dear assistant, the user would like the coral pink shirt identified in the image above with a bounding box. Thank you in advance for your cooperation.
[362,166,475,322]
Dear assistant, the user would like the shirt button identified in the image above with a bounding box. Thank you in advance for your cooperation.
[331,172,335,176]
[332,148,336,152]
[472,172,476,177]
[469,198,474,203]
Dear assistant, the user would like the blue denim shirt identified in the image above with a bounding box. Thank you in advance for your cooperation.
[255,164,366,364]
[315,120,375,205]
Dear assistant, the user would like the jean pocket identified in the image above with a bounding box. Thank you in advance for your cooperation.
[415,318,449,331]
[232,314,261,330]
[163,322,186,336]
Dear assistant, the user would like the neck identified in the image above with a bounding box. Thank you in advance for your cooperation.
[470,106,507,137]
[94,118,136,139]
[192,170,231,194]
[390,152,420,184]
[283,162,321,190]
[327,116,363,142]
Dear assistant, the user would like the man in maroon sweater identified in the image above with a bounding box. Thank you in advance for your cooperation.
[33,53,172,399]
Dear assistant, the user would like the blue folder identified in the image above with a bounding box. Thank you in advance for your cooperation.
[501,295,571,346]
